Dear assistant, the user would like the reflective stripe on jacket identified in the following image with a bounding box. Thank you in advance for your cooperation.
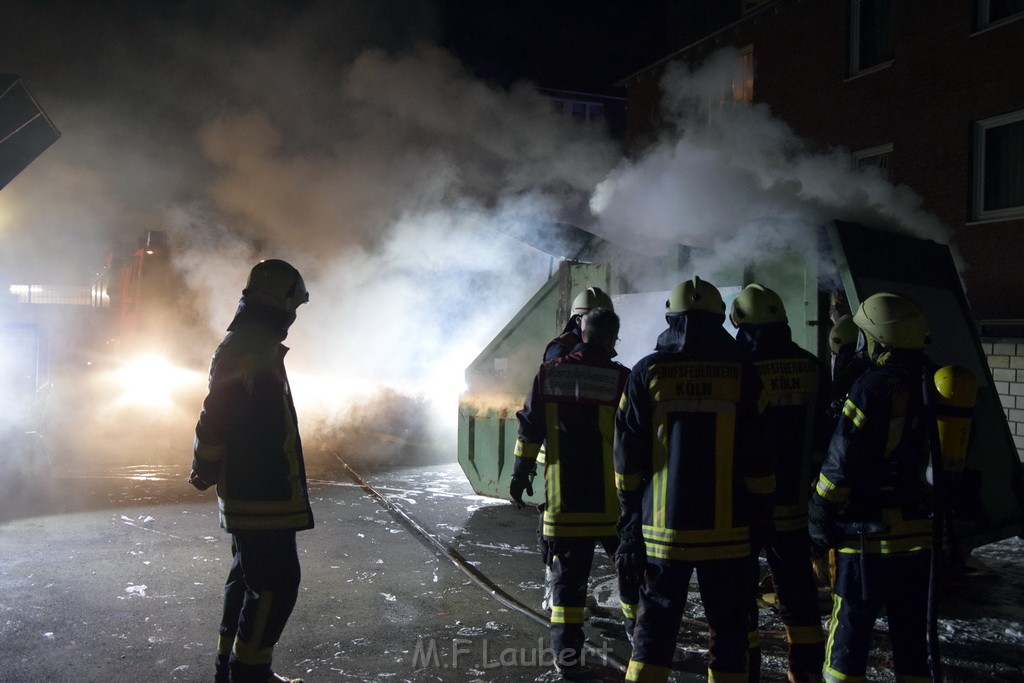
[741,329,830,533]
[811,353,932,554]
[516,344,629,538]
[615,321,772,563]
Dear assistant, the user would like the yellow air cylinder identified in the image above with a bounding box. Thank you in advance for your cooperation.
[932,365,977,473]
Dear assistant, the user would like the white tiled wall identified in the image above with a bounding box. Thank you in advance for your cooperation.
[982,340,1024,461]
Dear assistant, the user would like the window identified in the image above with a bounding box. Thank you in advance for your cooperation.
[732,47,754,104]
[548,96,605,125]
[974,110,1024,221]
[849,0,893,75]
[975,0,1024,30]
[854,143,894,182]
[571,102,588,123]
[8,284,94,305]
[691,47,754,129]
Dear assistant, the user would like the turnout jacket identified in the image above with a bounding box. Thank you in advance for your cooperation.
[614,312,774,563]
[543,317,583,363]
[809,349,932,555]
[515,342,629,539]
[193,303,313,533]
[736,322,831,533]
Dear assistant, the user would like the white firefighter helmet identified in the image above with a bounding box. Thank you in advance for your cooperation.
[828,314,858,354]
[853,292,928,350]
[666,276,725,316]
[572,286,614,315]
[729,283,787,327]
[243,259,309,312]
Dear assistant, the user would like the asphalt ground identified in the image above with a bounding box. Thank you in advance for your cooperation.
[0,445,667,683]
[2,442,1022,682]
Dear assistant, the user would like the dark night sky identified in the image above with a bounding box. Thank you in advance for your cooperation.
[0,0,745,285]
[435,1,741,94]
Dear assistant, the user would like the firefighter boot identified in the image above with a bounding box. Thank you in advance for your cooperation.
[788,673,823,683]
[215,654,230,683]
[228,661,305,683]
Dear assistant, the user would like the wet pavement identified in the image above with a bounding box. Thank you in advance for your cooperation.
[1,444,1023,682]
[0,448,648,683]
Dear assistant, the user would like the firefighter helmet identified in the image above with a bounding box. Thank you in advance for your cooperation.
[572,286,614,315]
[729,283,787,327]
[243,259,309,312]
[852,292,927,350]
[828,314,858,354]
[666,276,725,316]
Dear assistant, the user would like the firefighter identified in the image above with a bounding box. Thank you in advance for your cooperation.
[729,284,828,683]
[543,286,615,362]
[510,308,631,679]
[614,277,774,682]
[189,259,312,683]
[537,286,635,625]
[808,292,935,682]
[828,314,870,411]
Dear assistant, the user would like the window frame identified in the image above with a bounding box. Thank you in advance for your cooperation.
[732,45,754,104]
[973,109,1024,222]
[854,143,894,182]
[848,0,894,77]
[973,0,1024,33]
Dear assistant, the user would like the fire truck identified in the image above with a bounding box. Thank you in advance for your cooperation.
[3,228,206,471]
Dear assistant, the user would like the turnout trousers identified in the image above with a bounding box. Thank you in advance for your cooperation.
[824,550,931,682]
[749,530,826,682]
[627,557,753,683]
[216,530,302,683]
[549,537,641,668]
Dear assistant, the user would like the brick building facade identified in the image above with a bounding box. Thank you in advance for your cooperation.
[618,0,1024,458]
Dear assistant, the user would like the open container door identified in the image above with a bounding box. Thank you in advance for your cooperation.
[829,220,1024,550]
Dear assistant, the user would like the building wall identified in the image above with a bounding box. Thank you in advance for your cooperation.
[621,0,1024,460]
[621,0,1024,321]
[984,338,1024,460]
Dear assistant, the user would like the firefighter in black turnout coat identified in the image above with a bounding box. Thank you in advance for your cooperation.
[729,284,828,683]
[615,277,774,683]
[511,308,631,679]
[543,286,615,362]
[808,292,935,682]
[190,259,312,683]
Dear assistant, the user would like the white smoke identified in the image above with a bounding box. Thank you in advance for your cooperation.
[165,42,620,455]
[0,7,953,470]
[589,48,949,281]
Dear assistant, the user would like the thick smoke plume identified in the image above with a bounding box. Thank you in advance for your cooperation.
[589,48,949,283]
[0,7,949,472]
[0,2,619,466]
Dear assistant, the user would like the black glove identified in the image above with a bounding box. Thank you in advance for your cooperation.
[188,469,213,491]
[807,498,843,551]
[509,475,533,507]
[510,474,534,508]
[510,455,537,509]
[614,539,647,586]
[614,513,647,586]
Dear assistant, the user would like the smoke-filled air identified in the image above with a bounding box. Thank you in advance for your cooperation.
[589,48,950,281]
[0,3,950,469]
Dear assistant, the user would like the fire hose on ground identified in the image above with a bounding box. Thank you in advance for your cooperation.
[318,436,630,676]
